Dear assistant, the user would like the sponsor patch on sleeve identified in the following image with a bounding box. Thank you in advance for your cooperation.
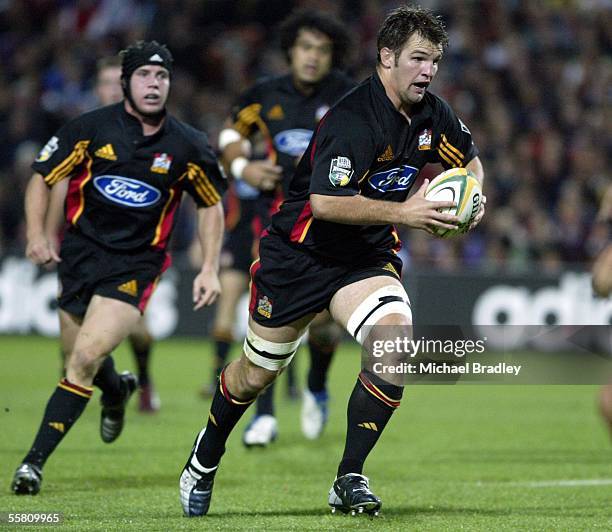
[328,156,353,187]
[36,136,59,162]
[458,118,471,135]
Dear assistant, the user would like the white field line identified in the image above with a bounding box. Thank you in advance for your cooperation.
[475,479,612,488]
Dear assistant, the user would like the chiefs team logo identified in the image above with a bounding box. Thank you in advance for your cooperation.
[151,153,173,174]
[257,296,273,319]
[418,129,432,150]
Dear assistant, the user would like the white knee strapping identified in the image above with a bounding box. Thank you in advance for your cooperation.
[346,285,412,344]
[243,326,303,371]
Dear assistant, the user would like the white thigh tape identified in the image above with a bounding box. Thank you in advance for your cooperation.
[347,285,412,343]
[243,326,303,371]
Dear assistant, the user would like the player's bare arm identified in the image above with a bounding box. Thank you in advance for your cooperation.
[219,120,281,191]
[193,202,224,310]
[24,172,61,265]
[592,184,612,298]
[44,179,69,257]
[310,179,460,234]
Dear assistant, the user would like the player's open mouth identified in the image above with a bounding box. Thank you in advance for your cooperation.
[144,94,160,102]
[412,82,429,91]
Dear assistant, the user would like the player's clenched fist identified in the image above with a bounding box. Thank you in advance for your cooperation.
[26,235,61,265]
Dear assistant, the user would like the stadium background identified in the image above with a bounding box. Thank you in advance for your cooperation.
[0,0,609,269]
[0,1,610,529]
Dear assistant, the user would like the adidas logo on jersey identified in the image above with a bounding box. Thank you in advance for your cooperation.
[95,144,117,161]
[377,145,393,162]
[117,280,138,297]
[267,104,284,120]
[358,422,378,431]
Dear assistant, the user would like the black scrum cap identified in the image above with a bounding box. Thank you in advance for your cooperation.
[120,40,173,81]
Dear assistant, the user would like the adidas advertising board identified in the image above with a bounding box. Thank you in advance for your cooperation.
[0,257,608,350]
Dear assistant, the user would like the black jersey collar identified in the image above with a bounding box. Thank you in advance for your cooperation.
[119,102,169,139]
[281,71,335,98]
[372,71,432,126]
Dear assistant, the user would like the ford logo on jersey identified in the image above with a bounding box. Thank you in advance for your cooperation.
[93,176,161,208]
[274,129,313,157]
[368,165,419,192]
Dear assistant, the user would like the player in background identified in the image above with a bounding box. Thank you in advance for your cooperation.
[206,9,354,446]
[12,41,226,496]
[180,6,485,517]
[591,185,612,436]
[45,57,161,413]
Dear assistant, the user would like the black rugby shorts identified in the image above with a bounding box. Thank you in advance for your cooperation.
[57,229,170,318]
[221,198,262,274]
[248,229,402,327]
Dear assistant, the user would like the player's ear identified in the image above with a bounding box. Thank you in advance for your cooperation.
[378,46,395,68]
[379,47,395,69]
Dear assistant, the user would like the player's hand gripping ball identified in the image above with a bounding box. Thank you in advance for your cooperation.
[425,167,482,237]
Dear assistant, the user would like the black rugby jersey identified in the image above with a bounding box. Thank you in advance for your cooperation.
[231,70,354,200]
[270,72,479,263]
[32,103,226,252]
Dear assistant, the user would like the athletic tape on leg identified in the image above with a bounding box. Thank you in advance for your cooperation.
[243,326,303,371]
[347,285,412,344]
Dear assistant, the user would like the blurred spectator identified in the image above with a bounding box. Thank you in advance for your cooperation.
[0,0,609,271]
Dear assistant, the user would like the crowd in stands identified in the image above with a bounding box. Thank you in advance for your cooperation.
[0,0,609,273]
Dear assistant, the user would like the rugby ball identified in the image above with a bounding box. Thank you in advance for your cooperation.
[425,167,481,237]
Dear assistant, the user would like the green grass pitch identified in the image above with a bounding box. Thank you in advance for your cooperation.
[1,335,611,530]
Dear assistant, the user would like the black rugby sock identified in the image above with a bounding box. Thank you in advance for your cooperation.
[307,337,336,393]
[23,379,92,468]
[194,369,255,475]
[129,336,152,387]
[92,355,121,399]
[255,383,274,416]
[286,360,297,394]
[214,338,232,381]
[59,349,66,378]
[337,371,403,477]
